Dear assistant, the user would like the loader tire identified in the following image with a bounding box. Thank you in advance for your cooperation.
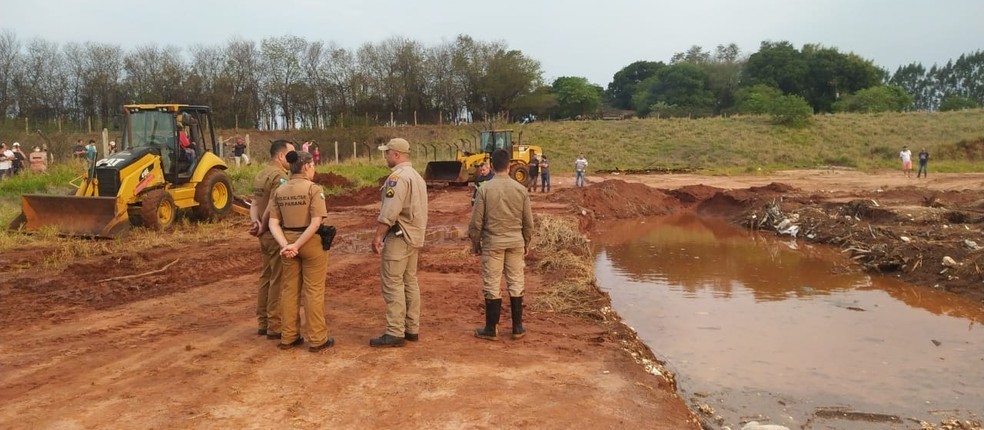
[509,164,532,188]
[193,169,233,221]
[141,190,176,231]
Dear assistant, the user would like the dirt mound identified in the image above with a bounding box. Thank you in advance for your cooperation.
[327,186,379,207]
[693,184,796,218]
[552,179,684,219]
[749,182,796,193]
[313,172,353,189]
[666,184,722,204]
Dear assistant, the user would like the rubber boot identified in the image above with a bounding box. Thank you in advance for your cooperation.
[474,298,501,341]
[510,296,526,339]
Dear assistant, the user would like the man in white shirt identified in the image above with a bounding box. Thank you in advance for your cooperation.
[899,145,912,178]
[0,142,14,179]
[574,153,588,187]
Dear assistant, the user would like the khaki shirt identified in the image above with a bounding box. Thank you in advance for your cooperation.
[270,175,328,229]
[253,164,289,216]
[469,175,533,251]
[378,161,428,248]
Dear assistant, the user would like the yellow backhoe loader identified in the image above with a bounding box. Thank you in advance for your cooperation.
[423,129,541,187]
[10,104,233,238]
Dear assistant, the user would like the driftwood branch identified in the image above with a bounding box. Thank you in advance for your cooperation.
[97,259,180,284]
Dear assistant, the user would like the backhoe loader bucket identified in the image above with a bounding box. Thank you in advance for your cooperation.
[12,195,130,238]
[424,161,466,183]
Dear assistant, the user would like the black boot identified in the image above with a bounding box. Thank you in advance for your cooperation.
[510,296,526,339]
[474,299,502,340]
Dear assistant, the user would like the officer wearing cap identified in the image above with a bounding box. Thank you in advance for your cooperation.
[268,150,334,352]
[370,138,428,348]
[249,139,294,339]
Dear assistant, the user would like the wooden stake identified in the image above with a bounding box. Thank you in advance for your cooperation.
[97,259,180,283]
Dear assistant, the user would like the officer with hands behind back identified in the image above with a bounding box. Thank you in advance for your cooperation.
[268,150,334,353]
[249,139,294,339]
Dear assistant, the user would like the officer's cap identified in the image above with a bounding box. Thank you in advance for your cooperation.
[378,138,410,154]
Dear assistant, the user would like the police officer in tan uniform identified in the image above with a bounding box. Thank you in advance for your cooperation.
[268,150,334,352]
[471,149,534,340]
[370,138,428,348]
[250,140,294,339]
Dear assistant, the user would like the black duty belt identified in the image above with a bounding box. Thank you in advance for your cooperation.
[283,227,307,232]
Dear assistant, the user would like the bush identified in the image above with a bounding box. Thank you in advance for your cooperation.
[939,95,979,111]
[832,85,912,113]
[734,84,783,115]
[770,95,813,127]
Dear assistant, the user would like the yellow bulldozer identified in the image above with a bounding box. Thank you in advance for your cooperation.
[423,129,541,187]
[10,104,233,238]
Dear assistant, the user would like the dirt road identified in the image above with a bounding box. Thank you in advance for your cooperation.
[0,186,696,430]
[2,169,982,429]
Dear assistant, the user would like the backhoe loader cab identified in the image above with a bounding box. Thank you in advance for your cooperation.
[423,129,541,187]
[11,104,233,238]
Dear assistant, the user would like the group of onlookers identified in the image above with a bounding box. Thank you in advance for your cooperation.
[0,141,53,180]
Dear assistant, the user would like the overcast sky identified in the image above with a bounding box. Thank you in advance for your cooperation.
[3,0,982,86]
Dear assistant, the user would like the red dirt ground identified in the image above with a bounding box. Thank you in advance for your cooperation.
[2,169,983,429]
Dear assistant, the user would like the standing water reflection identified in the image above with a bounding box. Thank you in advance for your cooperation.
[594,213,984,429]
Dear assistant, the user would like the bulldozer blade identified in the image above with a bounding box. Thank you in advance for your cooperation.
[15,195,130,238]
[424,161,466,183]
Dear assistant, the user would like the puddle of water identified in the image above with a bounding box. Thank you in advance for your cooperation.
[593,213,984,429]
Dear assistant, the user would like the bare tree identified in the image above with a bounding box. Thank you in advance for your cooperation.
[0,30,22,119]
[123,44,187,103]
[83,42,124,128]
[259,35,307,130]
[427,41,468,122]
[14,38,64,121]
[221,38,261,129]
[188,44,225,106]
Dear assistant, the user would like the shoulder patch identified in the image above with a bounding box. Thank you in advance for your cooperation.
[385,188,395,198]
[386,175,399,188]
[279,178,288,185]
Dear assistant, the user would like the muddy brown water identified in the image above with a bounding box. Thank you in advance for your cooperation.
[593,213,984,430]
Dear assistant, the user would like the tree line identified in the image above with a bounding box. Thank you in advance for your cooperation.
[0,28,981,133]
[605,42,983,120]
[0,31,545,131]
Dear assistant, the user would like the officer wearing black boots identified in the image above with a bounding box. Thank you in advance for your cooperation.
[469,149,534,340]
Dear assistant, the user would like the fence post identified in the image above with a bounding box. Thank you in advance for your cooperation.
[88,116,92,133]
[352,141,357,161]
[101,128,109,157]
[414,110,417,126]
[245,134,251,163]
[25,117,29,133]
[334,141,339,164]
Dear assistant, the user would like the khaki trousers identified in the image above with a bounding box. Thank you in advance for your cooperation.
[256,232,283,332]
[481,247,525,300]
[279,232,329,346]
[380,233,421,337]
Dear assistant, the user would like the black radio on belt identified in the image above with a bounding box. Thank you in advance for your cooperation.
[389,223,404,237]
[316,225,336,250]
